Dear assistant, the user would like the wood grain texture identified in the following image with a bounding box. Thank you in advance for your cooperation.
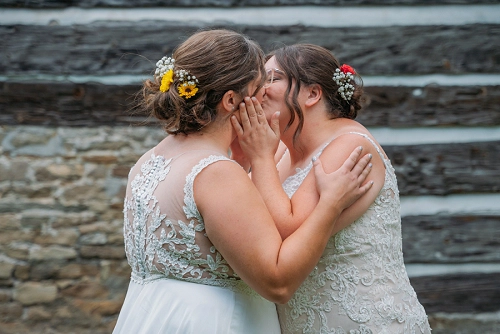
[0,82,149,127]
[384,141,500,196]
[411,273,500,313]
[1,23,499,75]
[359,86,500,127]
[402,215,500,263]
[2,82,500,127]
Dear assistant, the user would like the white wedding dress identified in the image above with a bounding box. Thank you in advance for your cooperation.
[113,149,280,334]
[277,132,431,334]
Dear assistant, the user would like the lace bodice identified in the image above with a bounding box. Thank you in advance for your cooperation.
[123,151,255,295]
[278,133,431,334]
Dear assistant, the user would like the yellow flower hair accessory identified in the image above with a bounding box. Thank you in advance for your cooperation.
[155,56,175,92]
[160,69,174,93]
[175,69,199,99]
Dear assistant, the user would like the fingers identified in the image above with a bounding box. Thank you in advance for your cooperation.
[270,111,281,139]
[238,101,251,130]
[351,153,372,178]
[312,156,325,179]
[358,179,375,195]
[341,146,363,172]
[243,97,259,126]
[230,115,244,137]
[357,160,372,185]
[252,97,267,125]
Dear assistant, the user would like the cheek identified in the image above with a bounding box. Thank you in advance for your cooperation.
[254,88,264,103]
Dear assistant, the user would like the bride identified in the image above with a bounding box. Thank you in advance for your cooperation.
[112,30,374,334]
[232,43,432,333]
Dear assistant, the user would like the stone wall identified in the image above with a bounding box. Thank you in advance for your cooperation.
[1,1,500,333]
[0,126,167,333]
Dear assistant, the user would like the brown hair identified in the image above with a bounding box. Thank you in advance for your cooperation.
[267,44,363,143]
[141,29,266,135]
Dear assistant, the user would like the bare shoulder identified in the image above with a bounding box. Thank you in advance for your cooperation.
[194,159,252,191]
[320,129,386,193]
[193,159,262,213]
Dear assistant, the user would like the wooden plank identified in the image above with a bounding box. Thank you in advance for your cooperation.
[384,141,500,196]
[0,82,151,127]
[410,273,500,313]
[1,23,499,75]
[402,215,500,263]
[2,82,500,127]
[360,86,500,127]
[1,0,498,8]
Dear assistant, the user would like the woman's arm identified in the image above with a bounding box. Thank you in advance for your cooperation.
[195,148,372,304]
[231,97,379,239]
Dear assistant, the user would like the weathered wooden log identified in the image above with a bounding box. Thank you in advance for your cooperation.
[1,23,499,75]
[359,85,500,127]
[411,273,500,313]
[0,82,150,127]
[1,0,498,8]
[385,141,500,196]
[2,81,500,127]
[402,215,500,263]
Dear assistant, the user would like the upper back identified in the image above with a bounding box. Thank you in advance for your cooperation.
[123,148,246,289]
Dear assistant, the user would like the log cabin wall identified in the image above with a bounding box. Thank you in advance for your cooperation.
[0,1,499,333]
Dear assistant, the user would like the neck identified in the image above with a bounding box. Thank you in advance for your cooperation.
[167,117,235,156]
[282,109,347,165]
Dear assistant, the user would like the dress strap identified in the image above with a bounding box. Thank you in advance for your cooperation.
[346,132,388,168]
[183,155,237,221]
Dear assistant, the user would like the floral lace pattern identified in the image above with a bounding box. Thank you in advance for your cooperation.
[123,153,257,296]
[278,133,431,334]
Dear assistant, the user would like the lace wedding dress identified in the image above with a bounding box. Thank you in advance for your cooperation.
[113,149,280,334]
[277,132,431,334]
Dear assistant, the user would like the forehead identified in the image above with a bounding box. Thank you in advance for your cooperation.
[265,56,280,70]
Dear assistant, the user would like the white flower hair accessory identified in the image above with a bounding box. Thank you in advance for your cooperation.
[175,69,199,99]
[155,56,175,93]
[155,56,175,79]
[333,64,356,101]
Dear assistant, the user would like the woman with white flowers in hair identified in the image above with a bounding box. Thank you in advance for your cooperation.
[112,30,375,334]
[231,44,431,333]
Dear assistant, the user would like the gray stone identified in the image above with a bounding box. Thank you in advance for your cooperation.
[13,282,57,305]
[29,246,77,261]
[80,232,107,245]
[0,262,15,279]
[0,302,23,322]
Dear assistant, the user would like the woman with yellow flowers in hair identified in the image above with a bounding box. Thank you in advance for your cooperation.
[112,29,374,334]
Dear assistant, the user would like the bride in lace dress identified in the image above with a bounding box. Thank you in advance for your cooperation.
[232,44,432,334]
[112,31,375,334]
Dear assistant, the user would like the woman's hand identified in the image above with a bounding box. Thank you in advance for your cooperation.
[230,96,281,164]
[230,138,251,173]
[313,147,374,211]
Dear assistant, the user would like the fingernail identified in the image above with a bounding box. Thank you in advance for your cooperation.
[370,181,374,185]
[368,154,372,159]
[312,156,317,162]
[369,163,373,168]
[251,97,257,101]
[359,146,363,151]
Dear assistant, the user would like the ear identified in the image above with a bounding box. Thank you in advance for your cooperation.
[304,84,322,108]
[220,90,240,114]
